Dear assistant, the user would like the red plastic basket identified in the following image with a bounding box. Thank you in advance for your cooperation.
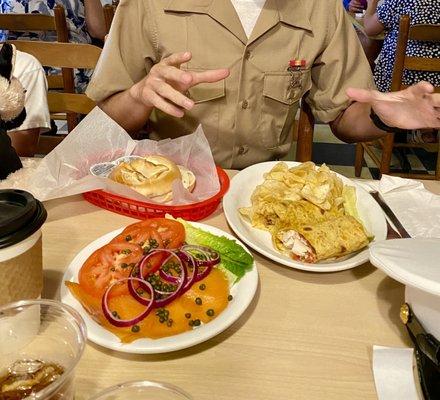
[83,166,230,221]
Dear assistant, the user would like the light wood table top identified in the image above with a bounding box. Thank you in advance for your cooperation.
[41,173,440,400]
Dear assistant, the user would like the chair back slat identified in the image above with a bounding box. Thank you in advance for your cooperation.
[10,40,102,69]
[404,57,440,73]
[409,25,440,42]
[46,75,65,90]
[0,14,56,31]
[48,92,95,115]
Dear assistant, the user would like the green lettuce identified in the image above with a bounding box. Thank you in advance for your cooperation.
[175,218,254,281]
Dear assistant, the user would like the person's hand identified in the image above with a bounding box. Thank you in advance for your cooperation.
[129,51,230,118]
[346,82,440,129]
[349,0,366,13]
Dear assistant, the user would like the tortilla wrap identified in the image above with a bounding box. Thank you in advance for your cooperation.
[275,215,369,263]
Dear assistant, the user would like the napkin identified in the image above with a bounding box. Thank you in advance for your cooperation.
[354,175,440,238]
[0,107,220,203]
[372,345,421,400]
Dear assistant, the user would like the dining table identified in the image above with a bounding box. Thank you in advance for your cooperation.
[41,171,440,400]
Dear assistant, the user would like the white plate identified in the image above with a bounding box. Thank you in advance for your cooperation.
[60,223,258,354]
[223,161,387,272]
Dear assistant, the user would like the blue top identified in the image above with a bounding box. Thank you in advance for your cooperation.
[375,0,440,92]
[343,0,351,10]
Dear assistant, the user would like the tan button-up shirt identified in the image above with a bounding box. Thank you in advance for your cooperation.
[86,0,374,169]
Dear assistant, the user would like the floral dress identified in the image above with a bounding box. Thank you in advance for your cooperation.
[0,0,92,91]
[375,0,440,92]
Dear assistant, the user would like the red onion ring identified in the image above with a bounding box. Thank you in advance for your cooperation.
[180,245,220,267]
[139,249,176,279]
[178,250,197,293]
[102,277,154,327]
[153,261,186,307]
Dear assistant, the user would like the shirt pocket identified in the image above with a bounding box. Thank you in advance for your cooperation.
[259,70,310,150]
[185,70,226,147]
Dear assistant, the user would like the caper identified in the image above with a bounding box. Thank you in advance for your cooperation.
[159,317,165,323]
[131,325,140,333]
[185,313,191,319]
[228,295,233,301]
[125,235,132,242]
[206,309,215,317]
[199,284,206,291]
[193,319,201,327]
[195,297,202,305]
[120,263,128,269]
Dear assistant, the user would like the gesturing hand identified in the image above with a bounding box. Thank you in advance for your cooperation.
[129,52,230,118]
[349,0,366,13]
[347,82,440,129]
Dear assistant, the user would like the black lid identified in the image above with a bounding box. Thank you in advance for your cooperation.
[0,189,47,249]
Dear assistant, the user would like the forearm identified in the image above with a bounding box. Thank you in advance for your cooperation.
[84,0,106,40]
[99,89,154,134]
[363,0,384,35]
[330,101,388,143]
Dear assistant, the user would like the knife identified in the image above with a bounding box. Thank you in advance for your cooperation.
[370,191,411,239]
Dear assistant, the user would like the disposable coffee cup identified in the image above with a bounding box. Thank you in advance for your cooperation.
[0,189,47,306]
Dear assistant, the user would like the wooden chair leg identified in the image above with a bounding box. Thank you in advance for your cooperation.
[436,139,440,180]
[380,133,395,176]
[295,103,314,162]
[354,143,364,177]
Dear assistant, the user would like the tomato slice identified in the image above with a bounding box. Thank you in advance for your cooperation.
[111,226,164,251]
[79,242,143,298]
[125,219,185,249]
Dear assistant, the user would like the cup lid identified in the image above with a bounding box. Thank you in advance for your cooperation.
[0,189,47,249]
[370,238,440,297]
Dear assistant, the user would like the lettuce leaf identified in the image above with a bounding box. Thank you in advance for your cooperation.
[176,218,254,281]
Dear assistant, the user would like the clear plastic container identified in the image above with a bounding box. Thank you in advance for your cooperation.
[89,380,193,400]
[0,299,87,399]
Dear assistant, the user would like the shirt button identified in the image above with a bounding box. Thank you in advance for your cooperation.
[241,100,249,109]
[244,50,251,60]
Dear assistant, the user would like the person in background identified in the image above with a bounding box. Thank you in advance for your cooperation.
[364,0,440,143]
[0,0,107,91]
[344,0,367,14]
[7,50,51,157]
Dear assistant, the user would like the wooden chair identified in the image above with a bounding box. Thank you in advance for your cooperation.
[355,15,440,180]
[0,5,74,92]
[10,40,101,154]
[103,2,118,34]
[295,99,315,162]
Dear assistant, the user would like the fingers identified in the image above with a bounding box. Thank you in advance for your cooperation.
[152,80,194,110]
[162,51,192,68]
[145,91,185,118]
[156,65,193,87]
[409,81,435,97]
[190,68,230,86]
[431,93,440,108]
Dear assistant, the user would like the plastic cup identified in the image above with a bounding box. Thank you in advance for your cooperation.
[89,380,193,400]
[0,299,87,399]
